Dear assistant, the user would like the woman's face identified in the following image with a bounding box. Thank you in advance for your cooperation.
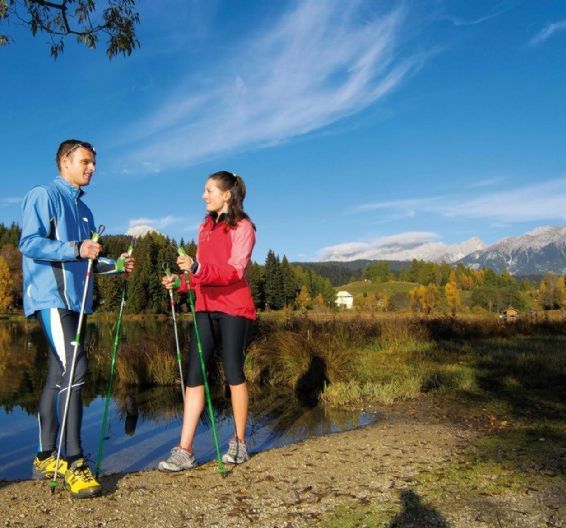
[203,179,230,214]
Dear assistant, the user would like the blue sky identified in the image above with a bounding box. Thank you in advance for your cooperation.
[1,0,565,263]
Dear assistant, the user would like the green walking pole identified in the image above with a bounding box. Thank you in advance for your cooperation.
[178,247,226,476]
[94,241,134,478]
[163,262,186,402]
[51,225,105,492]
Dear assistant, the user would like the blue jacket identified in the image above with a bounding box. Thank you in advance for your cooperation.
[19,176,119,317]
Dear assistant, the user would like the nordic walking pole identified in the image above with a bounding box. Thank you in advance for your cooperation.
[178,247,226,476]
[94,241,134,478]
[163,262,186,402]
[51,225,105,492]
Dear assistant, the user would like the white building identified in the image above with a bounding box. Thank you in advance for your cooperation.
[335,291,354,310]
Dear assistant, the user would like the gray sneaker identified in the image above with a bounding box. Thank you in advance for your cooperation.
[158,447,197,472]
[222,438,249,464]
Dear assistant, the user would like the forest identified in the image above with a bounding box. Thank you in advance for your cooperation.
[1,222,564,314]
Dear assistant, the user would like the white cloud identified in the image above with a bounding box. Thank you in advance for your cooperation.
[128,215,185,230]
[318,231,438,261]
[530,19,566,46]
[119,1,420,173]
[1,197,22,206]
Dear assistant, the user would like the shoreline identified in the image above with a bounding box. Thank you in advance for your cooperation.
[2,399,562,528]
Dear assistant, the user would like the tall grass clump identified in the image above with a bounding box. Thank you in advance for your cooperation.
[116,344,148,386]
[115,340,178,386]
[245,330,311,387]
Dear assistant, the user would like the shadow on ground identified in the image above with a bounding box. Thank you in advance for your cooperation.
[389,490,449,528]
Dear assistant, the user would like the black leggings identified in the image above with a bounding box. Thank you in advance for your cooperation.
[36,308,87,459]
[186,312,250,387]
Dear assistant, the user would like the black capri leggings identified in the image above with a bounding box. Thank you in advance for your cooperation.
[186,311,251,387]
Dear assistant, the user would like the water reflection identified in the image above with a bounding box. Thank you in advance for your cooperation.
[0,321,374,481]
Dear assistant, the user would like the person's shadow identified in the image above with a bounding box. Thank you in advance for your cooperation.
[389,490,449,527]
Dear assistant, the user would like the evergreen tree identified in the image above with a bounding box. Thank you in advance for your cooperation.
[264,250,284,309]
[280,256,297,307]
[246,262,265,309]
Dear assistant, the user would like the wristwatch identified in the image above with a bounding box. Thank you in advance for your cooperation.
[74,240,83,259]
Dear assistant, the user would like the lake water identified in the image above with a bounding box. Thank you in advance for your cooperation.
[0,319,373,481]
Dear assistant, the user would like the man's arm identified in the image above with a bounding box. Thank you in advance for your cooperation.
[19,187,77,261]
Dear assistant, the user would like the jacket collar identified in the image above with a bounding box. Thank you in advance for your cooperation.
[209,212,227,223]
[55,175,85,199]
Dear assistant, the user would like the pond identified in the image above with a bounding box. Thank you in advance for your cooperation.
[0,319,374,481]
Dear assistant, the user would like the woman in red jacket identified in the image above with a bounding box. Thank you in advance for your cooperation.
[159,171,256,472]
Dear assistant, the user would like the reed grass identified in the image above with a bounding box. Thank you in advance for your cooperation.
[80,312,566,412]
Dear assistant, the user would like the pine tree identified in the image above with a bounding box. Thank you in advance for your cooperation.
[264,250,284,309]
[246,262,265,309]
[280,256,297,307]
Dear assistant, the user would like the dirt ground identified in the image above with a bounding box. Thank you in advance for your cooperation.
[0,401,563,528]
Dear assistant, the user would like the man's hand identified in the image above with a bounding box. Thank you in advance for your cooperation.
[79,240,102,260]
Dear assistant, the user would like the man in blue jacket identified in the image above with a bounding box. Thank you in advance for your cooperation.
[19,140,135,498]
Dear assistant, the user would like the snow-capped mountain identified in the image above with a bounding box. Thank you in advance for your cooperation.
[458,226,566,275]
[125,224,158,238]
[318,226,566,276]
[319,236,486,263]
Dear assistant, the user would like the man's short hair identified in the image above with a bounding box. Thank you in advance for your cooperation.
[56,140,96,170]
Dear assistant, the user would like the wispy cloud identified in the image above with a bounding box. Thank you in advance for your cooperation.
[442,1,518,27]
[351,197,439,214]
[465,177,504,189]
[118,1,421,173]
[442,178,566,222]
[530,19,566,46]
[348,177,566,223]
[1,197,22,206]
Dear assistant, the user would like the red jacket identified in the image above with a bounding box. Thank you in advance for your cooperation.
[178,215,256,320]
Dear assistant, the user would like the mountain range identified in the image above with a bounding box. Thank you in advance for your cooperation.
[318,226,566,277]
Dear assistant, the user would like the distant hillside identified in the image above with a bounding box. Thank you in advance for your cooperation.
[293,260,411,286]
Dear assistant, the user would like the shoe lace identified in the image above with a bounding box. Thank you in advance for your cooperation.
[72,464,95,482]
[170,447,192,465]
[228,438,240,457]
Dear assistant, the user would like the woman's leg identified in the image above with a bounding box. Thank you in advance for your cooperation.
[179,386,205,450]
[158,313,217,472]
[229,382,248,443]
[218,314,251,443]
[180,312,216,451]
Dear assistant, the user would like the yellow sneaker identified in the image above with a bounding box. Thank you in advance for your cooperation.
[32,453,68,480]
[64,459,102,499]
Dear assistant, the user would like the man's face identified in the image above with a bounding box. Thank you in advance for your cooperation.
[60,147,96,188]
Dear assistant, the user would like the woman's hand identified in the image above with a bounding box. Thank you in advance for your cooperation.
[162,273,179,290]
[120,252,136,273]
[177,254,194,272]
